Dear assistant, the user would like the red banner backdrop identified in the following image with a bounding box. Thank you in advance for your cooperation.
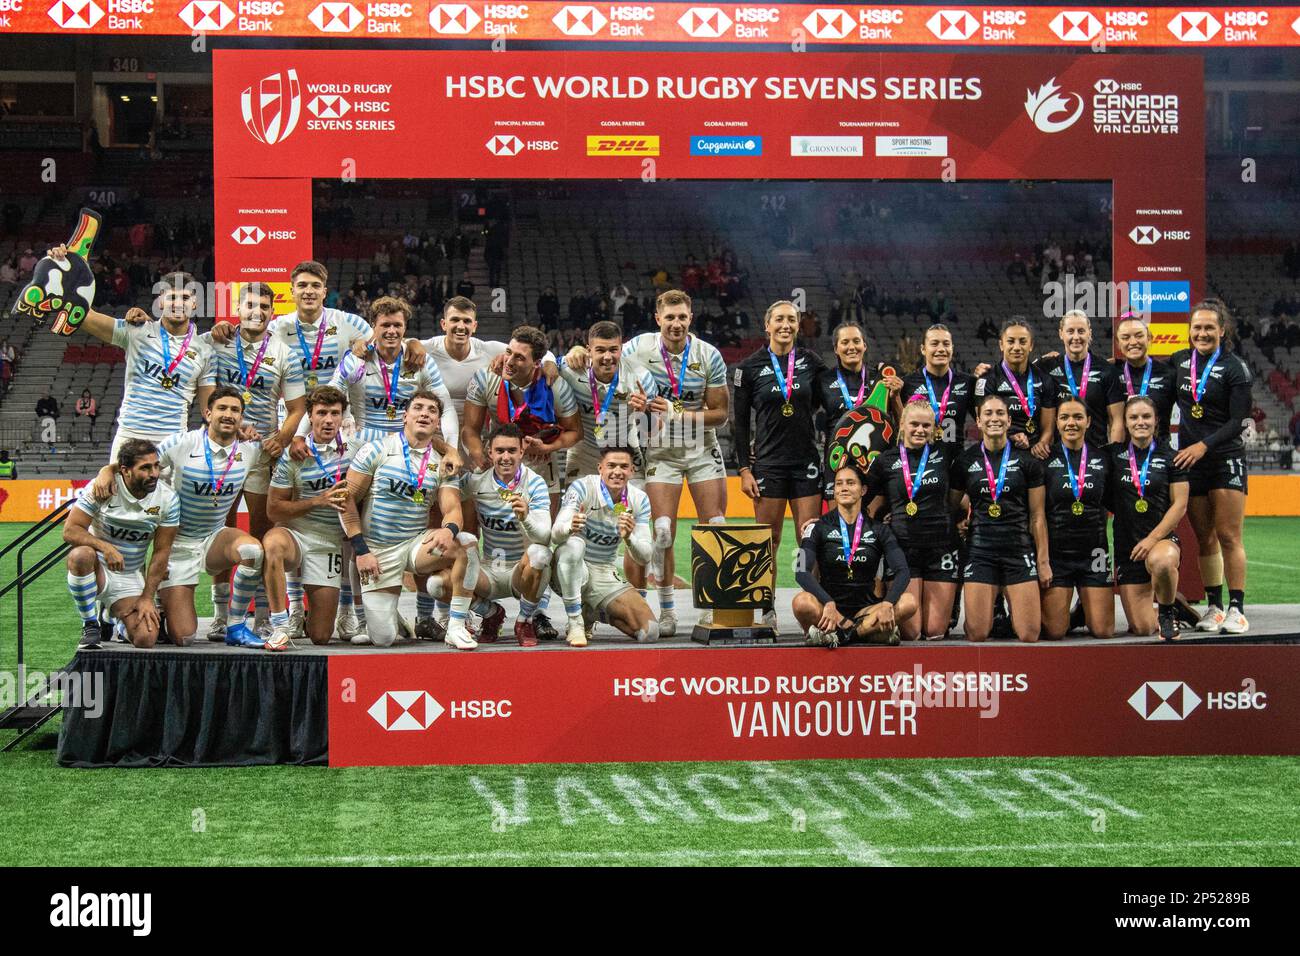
[5,4,1300,46]
[327,645,1298,766]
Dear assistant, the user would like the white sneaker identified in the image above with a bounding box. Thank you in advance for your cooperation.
[1220,607,1249,635]
[396,615,415,641]
[444,622,478,650]
[205,616,228,643]
[350,631,372,646]
[266,626,295,652]
[287,609,305,639]
[465,610,484,637]
[255,619,273,639]
[1195,606,1227,632]
[761,609,778,633]
[336,607,361,640]
[566,618,588,647]
[659,608,678,637]
[804,626,838,648]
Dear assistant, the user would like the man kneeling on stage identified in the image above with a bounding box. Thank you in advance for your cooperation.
[794,465,916,647]
[551,446,657,647]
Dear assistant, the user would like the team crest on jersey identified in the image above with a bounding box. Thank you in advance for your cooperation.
[145,506,160,515]
[326,326,338,336]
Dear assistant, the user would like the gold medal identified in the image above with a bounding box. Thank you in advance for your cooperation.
[412,490,425,505]
[905,501,918,516]
[672,398,684,413]
[241,390,253,405]
[306,373,318,388]
[846,566,854,579]
[1190,403,1204,419]
[594,424,604,440]
[614,503,628,515]
[781,402,794,417]
[1071,500,1084,516]
[988,502,1002,518]
[1024,418,1036,434]
[160,375,174,390]
[1135,498,1149,513]
[385,405,397,420]
[499,488,513,501]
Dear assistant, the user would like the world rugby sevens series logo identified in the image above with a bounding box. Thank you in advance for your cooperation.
[241,69,302,145]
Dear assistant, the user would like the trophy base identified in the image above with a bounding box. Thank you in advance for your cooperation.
[690,609,777,646]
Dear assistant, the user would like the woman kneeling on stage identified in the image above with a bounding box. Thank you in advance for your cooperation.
[793,465,916,647]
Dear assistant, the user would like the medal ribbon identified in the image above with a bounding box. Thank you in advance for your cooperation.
[308,435,344,485]
[589,366,619,429]
[598,480,629,511]
[981,442,1012,506]
[923,368,953,423]
[161,322,194,380]
[660,335,690,402]
[235,331,271,393]
[1063,442,1089,504]
[294,319,328,376]
[202,429,239,496]
[768,348,795,404]
[400,433,432,497]
[1064,353,1092,401]
[1123,358,1152,398]
[900,443,931,506]
[378,352,401,407]
[1128,441,1154,503]
[836,366,866,410]
[493,466,523,497]
[837,511,864,571]
[1190,346,1221,405]
[502,378,528,423]
[1001,361,1036,421]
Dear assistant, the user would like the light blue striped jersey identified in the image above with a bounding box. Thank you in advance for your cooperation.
[157,428,252,539]
[111,320,216,438]
[560,476,651,566]
[330,346,455,440]
[560,358,657,456]
[270,434,356,540]
[461,465,551,563]
[74,476,179,574]
[350,432,447,547]
[270,308,372,387]
[622,332,728,446]
[202,327,305,434]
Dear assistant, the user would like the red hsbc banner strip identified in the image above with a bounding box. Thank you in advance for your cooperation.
[327,645,1300,766]
[8,4,1300,45]
[213,175,312,299]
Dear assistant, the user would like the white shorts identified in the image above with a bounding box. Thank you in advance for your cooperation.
[644,439,726,486]
[479,549,550,600]
[161,530,226,589]
[578,561,634,613]
[241,447,274,496]
[285,527,344,589]
[563,444,647,484]
[109,426,178,465]
[98,566,145,615]
[531,455,563,495]
[363,536,427,593]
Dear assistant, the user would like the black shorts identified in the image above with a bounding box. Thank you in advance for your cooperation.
[1048,548,1112,589]
[753,461,823,500]
[891,539,961,584]
[1188,454,1247,496]
[963,543,1038,586]
[1116,533,1181,586]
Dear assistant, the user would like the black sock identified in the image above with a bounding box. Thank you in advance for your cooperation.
[1205,584,1224,609]
[1229,589,1245,612]
[1159,602,1176,615]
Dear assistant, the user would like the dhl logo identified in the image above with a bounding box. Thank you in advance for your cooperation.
[1147,323,1188,356]
[586,135,660,156]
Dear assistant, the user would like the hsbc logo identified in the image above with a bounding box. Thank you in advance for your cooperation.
[241,69,301,145]
[429,2,478,33]
[178,0,234,30]
[1094,79,1119,94]
[487,134,523,156]
[553,4,606,35]
[926,9,978,40]
[1127,681,1202,721]
[308,94,351,119]
[368,691,445,731]
[1048,10,1101,42]
[231,226,265,245]
[1130,226,1161,244]
[308,1,362,32]
[1167,11,1221,41]
[47,0,104,27]
[802,7,854,39]
[677,6,731,38]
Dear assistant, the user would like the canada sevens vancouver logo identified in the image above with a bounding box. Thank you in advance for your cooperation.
[241,69,302,145]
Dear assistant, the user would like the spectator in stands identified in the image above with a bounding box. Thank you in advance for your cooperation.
[681,255,702,294]
[0,256,16,284]
[455,275,475,301]
[537,286,561,331]
[484,219,509,288]
[650,266,670,293]
[18,248,37,276]
[36,391,59,451]
[373,245,391,282]
[75,389,97,440]
[799,309,820,341]
[977,317,999,347]
[610,282,630,317]
[896,331,920,373]
[0,449,15,480]
[1007,253,1028,284]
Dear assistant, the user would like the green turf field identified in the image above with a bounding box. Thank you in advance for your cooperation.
[1,518,1298,867]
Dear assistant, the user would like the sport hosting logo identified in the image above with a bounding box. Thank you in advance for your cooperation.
[241,69,302,145]
[677,6,731,38]
[1024,78,1085,133]
[1127,681,1203,721]
[308,1,363,33]
[47,0,104,28]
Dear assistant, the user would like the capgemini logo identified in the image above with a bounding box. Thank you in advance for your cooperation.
[1024,78,1085,134]
[241,69,302,145]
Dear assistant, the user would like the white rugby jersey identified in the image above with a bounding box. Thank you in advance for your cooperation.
[556,475,651,566]
[202,327,304,434]
[622,332,727,446]
[329,346,458,446]
[270,434,355,541]
[112,320,216,438]
[157,428,252,539]
[560,357,657,456]
[270,308,371,387]
[350,432,447,547]
[74,475,179,574]
[421,335,507,424]
[461,465,551,564]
